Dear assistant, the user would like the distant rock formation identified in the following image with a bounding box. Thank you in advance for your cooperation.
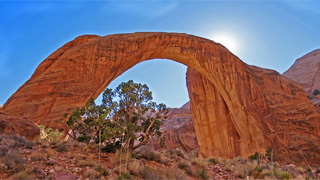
[283,49,320,96]
[1,32,320,164]
[283,49,320,107]
[148,102,197,152]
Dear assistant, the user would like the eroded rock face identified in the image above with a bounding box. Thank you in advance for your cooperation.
[148,103,198,152]
[0,112,39,140]
[1,32,320,164]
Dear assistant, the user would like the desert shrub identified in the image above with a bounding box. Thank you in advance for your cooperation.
[39,125,63,142]
[95,164,109,176]
[252,166,265,179]
[0,145,8,156]
[116,172,133,180]
[164,168,187,179]
[0,135,35,150]
[314,89,320,96]
[77,159,96,167]
[112,149,132,172]
[134,147,161,162]
[165,149,185,158]
[2,151,26,173]
[265,146,278,162]
[197,169,209,180]
[127,159,144,176]
[85,168,99,178]
[279,172,291,180]
[215,157,225,164]
[306,167,312,172]
[178,160,191,170]
[208,158,216,164]
[191,158,208,169]
[11,166,34,180]
[255,166,263,173]
[249,152,260,160]
[140,167,163,180]
[234,160,258,178]
[56,142,67,152]
[30,151,44,161]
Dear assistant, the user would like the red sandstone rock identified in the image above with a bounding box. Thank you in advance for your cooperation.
[0,112,39,140]
[148,104,198,152]
[1,32,319,164]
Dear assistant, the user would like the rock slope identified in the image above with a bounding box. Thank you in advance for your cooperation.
[1,32,320,164]
[283,49,320,97]
[283,49,320,110]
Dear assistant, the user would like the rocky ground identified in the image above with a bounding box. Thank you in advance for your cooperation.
[1,134,320,180]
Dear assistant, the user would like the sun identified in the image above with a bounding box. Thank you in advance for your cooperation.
[210,34,238,54]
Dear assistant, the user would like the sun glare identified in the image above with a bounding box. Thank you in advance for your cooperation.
[210,34,238,54]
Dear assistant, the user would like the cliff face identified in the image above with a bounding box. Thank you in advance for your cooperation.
[283,49,320,97]
[1,32,320,164]
[148,103,198,152]
[283,49,320,111]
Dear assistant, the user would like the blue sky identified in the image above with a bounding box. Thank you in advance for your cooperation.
[1,1,320,108]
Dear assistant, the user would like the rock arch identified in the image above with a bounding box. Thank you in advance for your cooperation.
[1,32,320,163]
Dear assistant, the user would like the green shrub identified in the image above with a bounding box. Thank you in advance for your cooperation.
[77,135,91,142]
[197,169,209,180]
[249,152,260,160]
[278,172,291,180]
[314,89,320,96]
[191,158,208,169]
[39,125,63,142]
[265,146,278,162]
[208,158,216,164]
[116,172,133,180]
[95,164,109,176]
[178,160,191,170]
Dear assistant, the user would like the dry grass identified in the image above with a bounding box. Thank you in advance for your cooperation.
[134,147,161,162]
[11,166,34,180]
[30,151,44,161]
[191,158,208,169]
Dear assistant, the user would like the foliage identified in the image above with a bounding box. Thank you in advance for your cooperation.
[313,89,320,96]
[265,146,278,162]
[116,172,133,180]
[249,152,260,160]
[208,158,216,164]
[197,169,209,180]
[67,80,168,152]
[39,125,63,142]
[95,164,109,176]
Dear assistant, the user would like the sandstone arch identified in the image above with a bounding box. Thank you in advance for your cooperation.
[1,32,320,164]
